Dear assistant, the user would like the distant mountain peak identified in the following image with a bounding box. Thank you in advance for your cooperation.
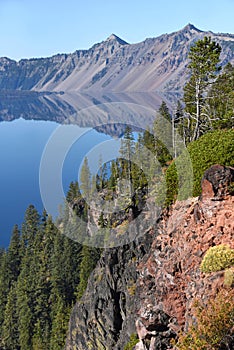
[106,34,129,45]
[182,23,202,32]
[0,25,233,93]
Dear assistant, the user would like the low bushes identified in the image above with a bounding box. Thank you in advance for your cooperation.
[200,244,234,273]
[165,129,234,205]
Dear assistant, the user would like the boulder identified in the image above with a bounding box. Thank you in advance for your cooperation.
[201,164,234,199]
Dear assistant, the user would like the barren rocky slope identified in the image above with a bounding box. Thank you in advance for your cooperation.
[65,165,234,349]
[0,24,234,94]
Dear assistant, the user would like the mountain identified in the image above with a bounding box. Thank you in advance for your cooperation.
[0,24,234,94]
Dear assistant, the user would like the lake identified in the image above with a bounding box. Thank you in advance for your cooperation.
[0,118,113,247]
[0,91,166,247]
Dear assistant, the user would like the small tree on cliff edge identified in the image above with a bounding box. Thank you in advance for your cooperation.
[183,36,221,142]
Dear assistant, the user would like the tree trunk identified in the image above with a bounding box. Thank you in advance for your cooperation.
[193,79,201,141]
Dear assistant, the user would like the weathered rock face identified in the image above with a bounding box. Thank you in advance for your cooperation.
[135,165,234,349]
[201,164,234,199]
[65,165,234,350]
[0,25,234,94]
[65,234,154,350]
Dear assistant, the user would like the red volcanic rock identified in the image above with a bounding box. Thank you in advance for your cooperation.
[135,165,234,349]
[65,165,234,350]
[201,164,234,199]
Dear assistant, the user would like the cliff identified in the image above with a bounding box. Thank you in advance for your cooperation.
[65,165,234,349]
[0,24,234,94]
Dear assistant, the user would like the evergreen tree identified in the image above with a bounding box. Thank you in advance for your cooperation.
[135,130,153,183]
[17,242,38,350]
[33,218,54,349]
[184,36,221,141]
[50,296,70,350]
[66,181,81,205]
[142,128,155,153]
[16,206,42,349]
[1,283,19,350]
[108,160,118,191]
[20,205,40,254]
[119,126,135,161]
[158,100,171,122]
[207,62,234,129]
[172,100,184,153]
[79,157,91,199]
[0,195,87,350]
[96,155,108,190]
[154,102,173,165]
[76,245,100,300]
[119,126,135,198]
[61,237,81,304]
[7,224,21,283]
[0,251,9,339]
[17,285,33,350]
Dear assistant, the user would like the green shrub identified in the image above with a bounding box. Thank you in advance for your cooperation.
[200,244,234,273]
[224,267,234,288]
[188,129,234,196]
[124,333,139,350]
[166,129,234,205]
[174,289,234,349]
[165,150,193,206]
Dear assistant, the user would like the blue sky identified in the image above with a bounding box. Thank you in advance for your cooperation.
[0,0,233,61]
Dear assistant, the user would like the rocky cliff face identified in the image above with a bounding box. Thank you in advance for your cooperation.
[0,24,234,94]
[65,165,234,350]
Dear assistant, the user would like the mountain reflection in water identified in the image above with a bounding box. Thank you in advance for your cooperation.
[0,91,177,246]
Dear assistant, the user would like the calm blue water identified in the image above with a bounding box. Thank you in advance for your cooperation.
[0,118,112,247]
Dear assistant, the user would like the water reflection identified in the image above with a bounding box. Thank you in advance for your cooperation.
[0,90,178,130]
[0,90,180,246]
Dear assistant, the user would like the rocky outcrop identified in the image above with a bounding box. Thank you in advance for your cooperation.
[201,164,234,199]
[65,233,154,350]
[0,25,234,94]
[135,165,234,349]
[65,165,234,349]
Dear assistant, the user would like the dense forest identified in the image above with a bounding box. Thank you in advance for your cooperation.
[0,36,233,349]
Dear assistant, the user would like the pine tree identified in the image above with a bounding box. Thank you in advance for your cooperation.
[119,126,135,161]
[7,224,21,283]
[135,130,152,182]
[0,251,9,339]
[20,205,40,254]
[79,157,91,199]
[0,226,22,340]
[154,102,173,165]
[76,245,100,300]
[172,100,184,153]
[17,284,34,350]
[50,296,70,350]
[119,126,135,198]
[96,155,108,190]
[158,100,171,122]
[17,207,42,350]
[1,283,20,350]
[33,255,52,348]
[107,160,118,191]
[184,36,222,141]
[66,181,81,205]
[207,62,234,129]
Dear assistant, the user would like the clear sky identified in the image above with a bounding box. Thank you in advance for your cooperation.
[0,0,233,61]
